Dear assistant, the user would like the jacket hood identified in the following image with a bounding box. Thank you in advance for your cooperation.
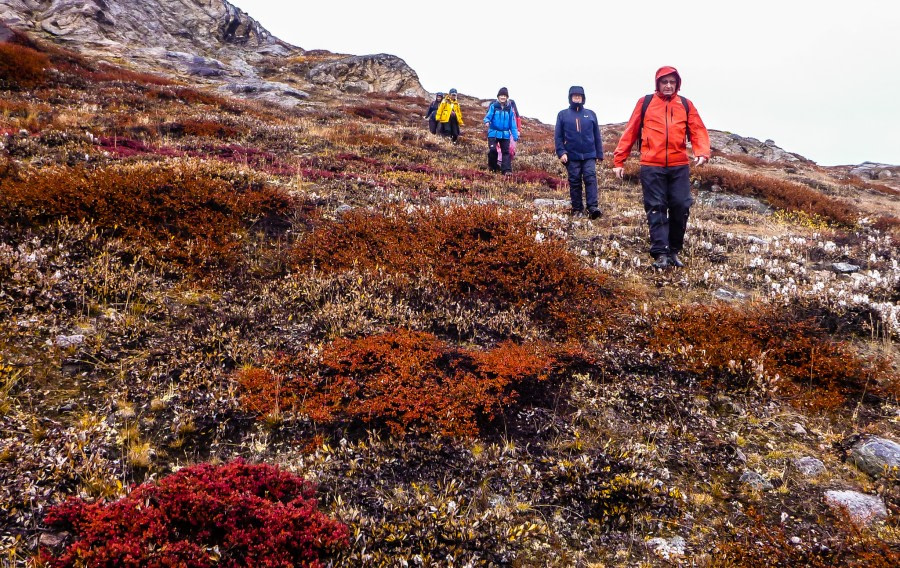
[655,66,681,94]
[568,85,586,104]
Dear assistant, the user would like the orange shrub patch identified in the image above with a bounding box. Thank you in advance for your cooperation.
[652,303,891,411]
[0,43,49,89]
[292,205,619,337]
[237,330,571,437]
[0,163,296,269]
[696,165,859,226]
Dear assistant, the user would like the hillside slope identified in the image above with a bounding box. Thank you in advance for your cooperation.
[1,15,900,568]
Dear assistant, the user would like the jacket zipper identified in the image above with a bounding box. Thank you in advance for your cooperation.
[664,102,670,167]
[576,115,581,133]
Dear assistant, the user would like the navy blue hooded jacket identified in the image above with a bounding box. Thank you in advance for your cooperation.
[554,86,603,160]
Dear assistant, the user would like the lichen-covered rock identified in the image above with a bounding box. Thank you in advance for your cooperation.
[824,490,888,525]
[708,131,806,163]
[739,471,774,491]
[0,0,292,55]
[307,54,427,98]
[832,262,861,274]
[793,457,825,477]
[849,436,900,479]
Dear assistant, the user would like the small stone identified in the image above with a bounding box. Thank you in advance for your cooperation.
[740,471,774,491]
[646,536,686,560]
[791,423,807,436]
[747,236,770,245]
[533,198,569,208]
[39,531,68,549]
[790,536,801,545]
[832,262,860,274]
[335,204,353,217]
[793,457,826,477]
[824,490,888,526]
[55,334,85,348]
[714,288,748,302]
[712,395,744,415]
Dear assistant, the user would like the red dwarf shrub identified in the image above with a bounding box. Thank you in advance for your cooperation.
[292,205,619,337]
[0,163,296,269]
[41,460,348,567]
[651,303,891,411]
[237,330,575,437]
[0,43,50,89]
[696,165,859,226]
[513,168,567,190]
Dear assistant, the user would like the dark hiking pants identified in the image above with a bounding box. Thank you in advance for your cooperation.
[429,117,438,134]
[447,115,460,142]
[488,137,512,173]
[566,158,598,211]
[640,165,693,257]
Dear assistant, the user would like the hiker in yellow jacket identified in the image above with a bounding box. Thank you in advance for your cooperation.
[435,88,464,142]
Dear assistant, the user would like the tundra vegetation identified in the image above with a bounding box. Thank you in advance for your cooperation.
[1,32,899,566]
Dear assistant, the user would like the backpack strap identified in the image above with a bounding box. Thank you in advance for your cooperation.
[637,94,653,150]
[679,95,691,143]
[638,94,693,146]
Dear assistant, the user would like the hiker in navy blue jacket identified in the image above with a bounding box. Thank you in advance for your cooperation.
[555,86,604,218]
[483,87,520,174]
[424,92,443,134]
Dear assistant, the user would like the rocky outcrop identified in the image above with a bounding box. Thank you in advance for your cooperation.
[708,131,808,163]
[0,0,294,57]
[0,0,428,104]
[848,162,899,181]
[307,53,428,98]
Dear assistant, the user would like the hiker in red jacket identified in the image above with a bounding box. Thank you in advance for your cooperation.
[613,66,710,269]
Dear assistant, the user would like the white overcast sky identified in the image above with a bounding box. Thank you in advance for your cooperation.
[230,0,899,166]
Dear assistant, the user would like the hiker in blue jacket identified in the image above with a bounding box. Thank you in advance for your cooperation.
[483,87,520,174]
[555,86,604,218]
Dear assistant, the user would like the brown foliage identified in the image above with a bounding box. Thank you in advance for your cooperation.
[237,329,570,436]
[292,205,619,337]
[178,119,242,139]
[712,508,900,567]
[0,43,49,89]
[652,303,890,411]
[873,215,900,237]
[843,174,900,197]
[345,102,411,123]
[0,163,296,269]
[696,165,859,226]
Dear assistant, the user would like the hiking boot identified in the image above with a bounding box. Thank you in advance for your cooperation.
[588,206,603,220]
[669,253,685,268]
[570,208,584,217]
[651,255,671,270]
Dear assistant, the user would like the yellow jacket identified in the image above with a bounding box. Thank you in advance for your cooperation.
[435,99,464,125]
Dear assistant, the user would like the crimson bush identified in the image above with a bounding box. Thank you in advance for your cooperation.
[41,460,348,567]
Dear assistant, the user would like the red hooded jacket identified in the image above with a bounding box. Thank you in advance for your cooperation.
[613,66,710,168]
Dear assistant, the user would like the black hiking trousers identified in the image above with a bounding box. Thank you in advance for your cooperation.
[640,165,693,258]
[566,158,598,211]
[488,137,512,173]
